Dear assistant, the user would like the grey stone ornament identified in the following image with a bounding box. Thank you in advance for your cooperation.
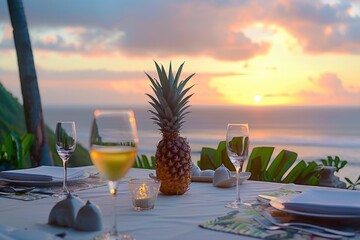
[74,200,102,231]
[48,194,84,228]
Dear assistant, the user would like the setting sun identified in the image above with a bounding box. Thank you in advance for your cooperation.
[254,95,262,103]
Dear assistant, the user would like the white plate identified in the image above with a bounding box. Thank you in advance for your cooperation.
[191,172,251,184]
[270,194,360,219]
[191,176,213,182]
[282,189,360,215]
[0,172,90,187]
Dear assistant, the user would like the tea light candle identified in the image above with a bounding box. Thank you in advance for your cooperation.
[128,178,161,211]
[134,183,153,210]
[134,198,152,209]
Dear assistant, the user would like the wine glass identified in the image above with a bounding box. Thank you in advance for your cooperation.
[225,123,249,209]
[55,121,77,195]
[90,110,138,240]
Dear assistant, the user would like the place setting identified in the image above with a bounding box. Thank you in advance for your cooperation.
[200,186,360,239]
[0,121,105,201]
[269,188,360,218]
[197,123,360,239]
[253,187,360,238]
[0,165,88,187]
[0,165,102,200]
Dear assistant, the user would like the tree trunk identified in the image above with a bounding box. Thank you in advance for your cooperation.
[7,0,53,166]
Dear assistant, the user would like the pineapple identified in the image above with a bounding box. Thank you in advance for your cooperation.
[145,61,195,195]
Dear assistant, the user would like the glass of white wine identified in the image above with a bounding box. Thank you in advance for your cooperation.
[90,110,138,240]
[225,123,249,209]
[55,121,76,195]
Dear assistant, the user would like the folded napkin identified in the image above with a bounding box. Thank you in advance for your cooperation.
[283,189,360,215]
[0,166,85,182]
[0,172,52,181]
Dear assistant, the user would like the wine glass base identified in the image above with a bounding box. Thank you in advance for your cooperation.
[52,191,69,199]
[52,191,78,199]
[95,232,135,240]
[225,201,251,209]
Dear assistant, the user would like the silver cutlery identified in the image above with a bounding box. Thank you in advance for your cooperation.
[257,194,276,201]
[0,186,35,194]
[0,186,54,195]
[253,216,344,239]
[30,188,55,195]
[261,211,356,237]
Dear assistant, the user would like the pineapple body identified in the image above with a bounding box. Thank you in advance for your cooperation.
[156,136,191,195]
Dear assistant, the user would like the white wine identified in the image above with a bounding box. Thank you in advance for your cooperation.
[90,145,136,181]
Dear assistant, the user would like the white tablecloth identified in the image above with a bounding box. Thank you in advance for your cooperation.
[0,167,333,240]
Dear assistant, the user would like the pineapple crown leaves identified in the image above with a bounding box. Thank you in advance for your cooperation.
[145,61,195,135]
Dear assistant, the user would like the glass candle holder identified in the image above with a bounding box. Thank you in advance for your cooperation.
[128,178,161,211]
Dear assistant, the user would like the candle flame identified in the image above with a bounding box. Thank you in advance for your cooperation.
[137,183,149,199]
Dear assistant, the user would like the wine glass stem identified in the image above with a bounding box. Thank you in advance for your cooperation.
[235,166,240,203]
[62,160,69,193]
[111,192,118,236]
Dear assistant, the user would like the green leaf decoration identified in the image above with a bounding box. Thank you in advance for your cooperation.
[198,142,322,185]
[328,156,333,166]
[133,154,155,170]
[228,136,249,157]
[216,141,235,171]
[294,161,321,185]
[133,155,140,168]
[345,177,353,184]
[131,141,341,188]
[283,160,307,183]
[345,175,360,190]
[339,161,348,171]
[197,142,235,171]
[320,159,328,166]
[142,155,151,169]
[20,134,34,160]
[151,156,156,168]
[1,132,34,170]
[266,150,297,182]
[199,147,217,170]
[320,155,348,172]
[4,134,15,161]
[246,147,274,181]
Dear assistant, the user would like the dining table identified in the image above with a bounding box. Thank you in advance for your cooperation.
[0,166,358,240]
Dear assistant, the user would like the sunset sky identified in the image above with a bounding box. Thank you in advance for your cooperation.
[1,0,360,107]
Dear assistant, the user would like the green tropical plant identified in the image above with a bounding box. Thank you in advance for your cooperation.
[197,141,235,171]
[0,82,92,167]
[345,175,360,190]
[246,146,321,185]
[0,132,34,170]
[197,143,322,185]
[133,154,156,169]
[320,156,347,172]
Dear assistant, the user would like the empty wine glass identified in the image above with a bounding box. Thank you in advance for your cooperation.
[55,121,76,195]
[225,123,249,209]
[90,110,138,240]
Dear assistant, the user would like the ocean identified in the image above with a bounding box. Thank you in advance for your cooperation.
[43,106,360,181]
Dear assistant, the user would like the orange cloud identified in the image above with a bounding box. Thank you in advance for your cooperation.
[263,0,360,54]
[267,72,360,106]
[2,0,359,59]
[298,73,360,105]
[262,72,360,106]
[0,67,240,106]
